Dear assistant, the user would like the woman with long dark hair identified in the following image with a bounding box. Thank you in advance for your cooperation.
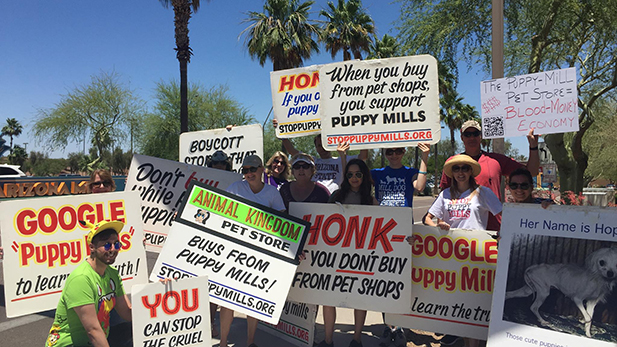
[319,158,377,347]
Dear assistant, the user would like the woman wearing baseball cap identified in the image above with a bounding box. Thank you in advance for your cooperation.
[279,153,330,211]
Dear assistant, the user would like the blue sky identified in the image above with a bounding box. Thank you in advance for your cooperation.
[0,0,525,158]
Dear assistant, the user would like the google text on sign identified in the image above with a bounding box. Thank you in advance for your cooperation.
[480,67,579,138]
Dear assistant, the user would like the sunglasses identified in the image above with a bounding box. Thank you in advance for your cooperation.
[452,165,471,173]
[241,166,259,174]
[346,172,363,179]
[509,182,531,190]
[103,241,122,251]
[272,159,284,165]
[292,163,311,170]
[91,181,112,187]
[462,130,481,138]
[385,148,404,156]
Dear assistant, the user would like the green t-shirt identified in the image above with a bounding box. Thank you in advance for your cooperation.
[45,261,125,347]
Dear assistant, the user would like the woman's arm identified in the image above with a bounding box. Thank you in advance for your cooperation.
[424,213,450,231]
[413,143,430,191]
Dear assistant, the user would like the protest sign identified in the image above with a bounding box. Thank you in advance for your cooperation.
[132,277,211,347]
[271,65,322,138]
[487,204,617,347]
[126,154,242,252]
[287,202,413,313]
[0,191,148,318]
[258,300,317,347]
[178,124,263,172]
[150,181,310,324]
[386,225,497,340]
[480,67,579,138]
[318,55,440,150]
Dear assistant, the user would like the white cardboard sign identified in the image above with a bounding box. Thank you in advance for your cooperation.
[487,204,617,347]
[271,65,322,138]
[287,202,413,313]
[480,67,579,138]
[132,277,211,347]
[178,124,263,173]
[150,181,310,324]
[319,55,441,150]
[0,191,148,318]
[386,225,498,340]
[258,300,317,347]
[126,154,242,252]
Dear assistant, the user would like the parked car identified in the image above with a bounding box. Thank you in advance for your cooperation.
[0,164,26,177]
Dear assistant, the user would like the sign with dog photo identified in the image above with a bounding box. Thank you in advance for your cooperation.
[487,204,617,347]
[149,181,311,324]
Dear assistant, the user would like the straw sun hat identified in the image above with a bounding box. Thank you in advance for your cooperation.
[443,154,481,178]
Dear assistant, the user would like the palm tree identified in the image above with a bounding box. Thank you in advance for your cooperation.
[2,118,23,155]
[241,0,321,71]
[320,0,375,61]
[367,34,399,59]
[159,0,207,133]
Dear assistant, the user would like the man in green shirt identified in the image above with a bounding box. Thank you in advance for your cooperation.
[46,220,132,347]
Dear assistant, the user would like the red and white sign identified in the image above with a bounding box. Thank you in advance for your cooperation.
[132,277,211,347]
[0,191,148,317]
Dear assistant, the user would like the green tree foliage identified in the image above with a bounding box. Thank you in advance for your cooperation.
[320,0,375,61]
[583,99,617,183]
[8,145,28,167]
[397,0,617,193]
[140,81,256,161]
[32,71,145,159]
[241,0,321,71]
[2,118,23,154]
[367,34,400,60]
[23,151,68,176]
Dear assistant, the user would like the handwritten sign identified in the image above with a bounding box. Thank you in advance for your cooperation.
[178,124,263,173]
[0,192,148,318]
[132,277,211,347]
[287,202,413,313]
[126,154,242,252]
[271,66,322,138]
[386,225,497,340]
[150,181,310,324]
[319,55,441,150]
[258,300,317,347]
[480,67,579,138]
[487,204,617,347]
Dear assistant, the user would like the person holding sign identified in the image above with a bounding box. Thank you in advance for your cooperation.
[371,143,430,210]
[264,151,291,189]
[440,120,539,231]
[320,158,378,347]
[426,154,502,231]
[45,220,132,347]
[221,154,286,347]
[279,153,330,210]
[277,122,368,193]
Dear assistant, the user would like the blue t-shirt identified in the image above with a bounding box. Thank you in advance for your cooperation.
[371,166,419,207]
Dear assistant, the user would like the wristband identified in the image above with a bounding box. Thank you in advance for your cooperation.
[529,146,538,150]
[418,171,427,174]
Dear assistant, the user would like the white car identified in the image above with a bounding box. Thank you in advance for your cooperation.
[0,164,26,177]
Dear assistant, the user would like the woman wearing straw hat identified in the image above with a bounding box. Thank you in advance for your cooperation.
[424,154,502,231]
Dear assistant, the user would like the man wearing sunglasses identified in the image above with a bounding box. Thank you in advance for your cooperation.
[439,120,539,231]
[46,220,131,347]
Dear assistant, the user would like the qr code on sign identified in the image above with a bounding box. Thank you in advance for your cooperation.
[483,116,504,137]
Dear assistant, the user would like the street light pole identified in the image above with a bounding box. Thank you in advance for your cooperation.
[491,0,505,155]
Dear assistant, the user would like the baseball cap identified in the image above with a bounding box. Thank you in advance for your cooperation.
[80,220,125,244]
[291,153,315,166]
[461,120,482,133]
[211,150,229,162]
[242,155,263,168]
